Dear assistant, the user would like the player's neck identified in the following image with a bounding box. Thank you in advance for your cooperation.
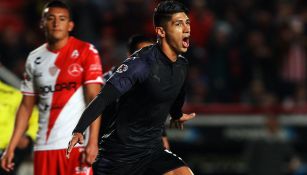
[160,42,177,62]
[47,37,70,52]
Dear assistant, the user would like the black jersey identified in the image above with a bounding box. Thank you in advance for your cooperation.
[74,44,188,161]
[101,64,168,138]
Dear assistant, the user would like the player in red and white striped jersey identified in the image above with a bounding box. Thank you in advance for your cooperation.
[1,1,103,175]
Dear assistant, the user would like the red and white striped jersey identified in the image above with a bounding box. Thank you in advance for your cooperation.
[21,37,104,151]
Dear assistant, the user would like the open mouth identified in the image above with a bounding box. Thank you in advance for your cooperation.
[182,36,190,48]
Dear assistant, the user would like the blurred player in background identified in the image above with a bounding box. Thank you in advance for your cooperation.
[67,1,194,174]
[0,80,38,175]
[102,34,170,150]
[1,1,103,175]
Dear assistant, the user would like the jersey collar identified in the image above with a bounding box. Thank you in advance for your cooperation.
[155,44,176,65]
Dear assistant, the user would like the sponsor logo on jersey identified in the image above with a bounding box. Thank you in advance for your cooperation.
[68,63,83,77]
[116,64,128,73]
[153,74,161,82]
[49,66,58,76]
[71,49,79,59]
[34,57,42,64]
[74,167,91,174]
[39,82,77,94]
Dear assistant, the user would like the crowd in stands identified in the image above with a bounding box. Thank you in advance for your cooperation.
[1,0,307,107]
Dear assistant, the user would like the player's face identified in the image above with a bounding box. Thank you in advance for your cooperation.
[163,12,190,54]
[41,7,73,42]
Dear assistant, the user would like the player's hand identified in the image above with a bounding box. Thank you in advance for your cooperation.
[66,132,84,159]
[1,149,15,172]
[84,142,98,165]
[170,113,196,130]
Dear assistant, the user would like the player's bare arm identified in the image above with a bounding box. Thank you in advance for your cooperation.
[1,95,36,172]
[83,83,101,164]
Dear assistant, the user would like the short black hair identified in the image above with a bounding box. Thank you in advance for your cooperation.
[127,34,153,54]
[42,0,72,19]
[153,0,189,27]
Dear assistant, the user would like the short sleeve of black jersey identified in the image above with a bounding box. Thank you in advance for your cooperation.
[108,58,150,95]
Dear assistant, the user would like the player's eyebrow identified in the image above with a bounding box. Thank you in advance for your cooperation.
[173,18,190,24]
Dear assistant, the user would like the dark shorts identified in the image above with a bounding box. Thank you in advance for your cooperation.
[93,149,187,175]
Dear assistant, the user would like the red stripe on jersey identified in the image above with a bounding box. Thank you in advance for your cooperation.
[45,37,101,142]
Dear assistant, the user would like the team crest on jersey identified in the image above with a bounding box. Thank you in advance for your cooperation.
[71,50,79,59]
[68,63,83,77]
[116,64,128,73]
[49,66,58,76]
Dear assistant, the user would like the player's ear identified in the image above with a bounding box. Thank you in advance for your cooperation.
[155,27,165,38]
[68,21,74,32]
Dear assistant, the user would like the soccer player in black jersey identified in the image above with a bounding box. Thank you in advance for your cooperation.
[67,1,195,174]
[102,34,170,150]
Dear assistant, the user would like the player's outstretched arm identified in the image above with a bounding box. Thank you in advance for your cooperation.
[83,83,101,165]
[170,113,196,130]
[72,83,121,135]
[67,83,121,159]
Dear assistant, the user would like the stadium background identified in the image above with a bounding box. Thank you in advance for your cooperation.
[1,0,307,174]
